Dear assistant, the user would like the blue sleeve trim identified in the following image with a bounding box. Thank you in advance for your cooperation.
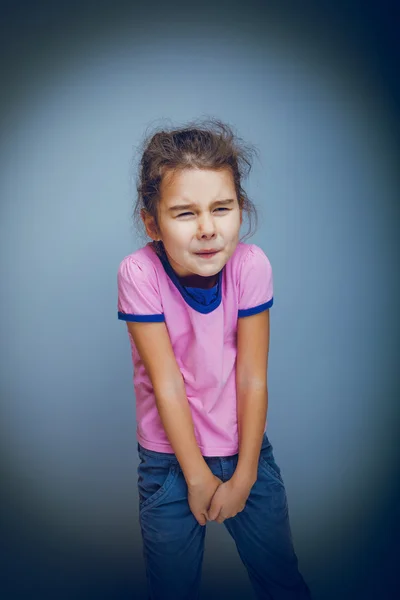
[238,297,273,318]
[118,311,165,322]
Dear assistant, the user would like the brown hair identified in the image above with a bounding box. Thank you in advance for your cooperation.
[132,117,259,255]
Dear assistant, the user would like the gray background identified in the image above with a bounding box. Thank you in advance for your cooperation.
[1,1,399,598]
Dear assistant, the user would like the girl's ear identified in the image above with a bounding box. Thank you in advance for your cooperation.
[141,209,160,241]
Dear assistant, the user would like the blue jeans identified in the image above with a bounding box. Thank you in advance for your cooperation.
[137,433,312,600]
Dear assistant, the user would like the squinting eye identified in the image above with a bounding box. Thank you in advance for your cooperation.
[176,208,230,218]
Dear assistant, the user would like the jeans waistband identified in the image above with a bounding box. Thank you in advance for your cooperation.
[137,432,270,464]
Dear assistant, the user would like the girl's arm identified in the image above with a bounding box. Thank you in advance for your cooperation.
[233,309,270,487]
[127,321,212,486]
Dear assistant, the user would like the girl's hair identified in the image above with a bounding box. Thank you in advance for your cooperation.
[132,117,259,255]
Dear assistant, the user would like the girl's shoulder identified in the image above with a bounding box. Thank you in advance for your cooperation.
[117,244,165,320]
[230,242,272,274]
[117,244,164,300]
[118,243,161,276]
[230,243,274,311]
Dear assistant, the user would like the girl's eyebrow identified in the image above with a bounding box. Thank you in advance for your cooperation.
[168,198,235,212]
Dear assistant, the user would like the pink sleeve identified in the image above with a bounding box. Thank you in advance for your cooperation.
[238,245,274,317]
[117,256,165,322]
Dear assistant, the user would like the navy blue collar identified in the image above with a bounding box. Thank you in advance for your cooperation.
[158,252,223,314]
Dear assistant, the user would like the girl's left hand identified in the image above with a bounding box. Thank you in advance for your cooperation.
[207,477,253,524]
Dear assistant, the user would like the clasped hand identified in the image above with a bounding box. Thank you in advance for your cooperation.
[188,473,253,526]
[208,477,251,523]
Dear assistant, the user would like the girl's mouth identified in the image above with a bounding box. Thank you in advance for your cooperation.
[195,250,220,259]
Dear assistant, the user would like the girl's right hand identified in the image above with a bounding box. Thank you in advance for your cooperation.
[187,473,223,526]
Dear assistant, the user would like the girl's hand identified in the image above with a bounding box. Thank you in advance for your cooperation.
[207,478,252,524]
[187,473,223,526]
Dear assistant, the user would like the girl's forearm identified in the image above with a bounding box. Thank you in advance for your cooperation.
[155,385,212,486]
[233,386,268,486]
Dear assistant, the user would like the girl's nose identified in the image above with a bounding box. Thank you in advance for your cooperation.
[197,215,217,239]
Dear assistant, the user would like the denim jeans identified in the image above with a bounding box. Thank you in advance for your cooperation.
[137,432,312,600]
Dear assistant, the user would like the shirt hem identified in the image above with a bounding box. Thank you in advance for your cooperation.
[137,432,240,457]
[238,297,273,317]
[118,311,165,322]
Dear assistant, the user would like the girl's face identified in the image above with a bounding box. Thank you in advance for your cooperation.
[143,168,242,283]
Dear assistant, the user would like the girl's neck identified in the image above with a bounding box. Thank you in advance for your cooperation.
[178,273,218,289]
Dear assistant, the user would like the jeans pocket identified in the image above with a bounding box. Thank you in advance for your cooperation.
[259,447,284,485]
[137,452,179,513]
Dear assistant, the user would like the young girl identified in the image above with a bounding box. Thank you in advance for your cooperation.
[117,119,312,600]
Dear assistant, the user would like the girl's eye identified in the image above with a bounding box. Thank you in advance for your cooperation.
[176,208,230,218]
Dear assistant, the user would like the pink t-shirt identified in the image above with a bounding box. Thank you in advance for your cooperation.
[117,242,273,456]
